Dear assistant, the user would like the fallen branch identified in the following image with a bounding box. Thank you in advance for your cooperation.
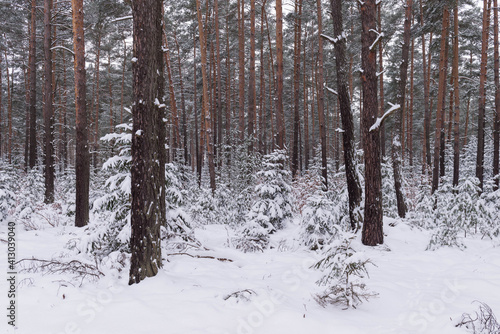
[16,258,104,286]
[167,252,233,262]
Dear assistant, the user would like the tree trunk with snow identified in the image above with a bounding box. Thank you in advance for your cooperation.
[328,0,363,230]
[129,0,166,285]
[360,0,383,245]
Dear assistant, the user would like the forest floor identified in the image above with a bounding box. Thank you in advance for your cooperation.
[2,211,500,334]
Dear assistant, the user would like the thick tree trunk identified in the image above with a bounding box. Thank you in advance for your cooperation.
[329,0,363,230]
[291,0,302,178]
[43,0,55,203]
[215,0,222,164]
[452,5,460,188]
[432,6,450,194]
[196,0,216,192]
[72,0,90,227]
[129,0,165,285]
[247,0,256,152]
[259,1,267,155]
[93,32,101,169]
[275,0,284,149]
[494,0,500,190]
[360,0,383,245]
[420,0,431,169]
[476,0,491,190]
[378,3,385,158]
[238,0,245,143]
[226,0,232,166]
[29,0,37,169]
[392,0,411,218]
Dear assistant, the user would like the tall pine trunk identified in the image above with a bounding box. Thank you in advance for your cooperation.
[452,5,461,188]
[432,5,450,194]
[476,0,491,190]
[29,0,37,169]
[420,0,431,169]
[392,0,411,218]
[494,0,500,190]
[72,0,90,227]
[196,0,216,192]
[275,0,284,149]
[43,0,55,203]
[238,0,245,143]
[129,0,165,285]
[360,0,383,245]
[329,0,363,230]
[291,0,302,178]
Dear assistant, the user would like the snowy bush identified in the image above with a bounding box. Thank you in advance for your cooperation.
[313,236,377,308]
[426,176,496,250]
[301,192,341,250]
[235,150,292,252]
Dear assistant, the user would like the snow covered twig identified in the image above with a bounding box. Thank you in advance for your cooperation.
[369,103,400,132]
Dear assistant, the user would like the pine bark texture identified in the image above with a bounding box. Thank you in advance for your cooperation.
[452,5,460,188]
[197,0,216,192]
[129,0,165,285]
[275,0,284,149]
[360,0,383,245]
[432,6,450,194]
[392,0,411,218]
[494,0,500,190]
[476,0,490,190]
[329,0,362,230]
[291,0,302,179]
[43,0,55,203]
[29,0,37,169]
[72,0,90,228]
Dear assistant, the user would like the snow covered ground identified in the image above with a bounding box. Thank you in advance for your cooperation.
[2,216,500,334]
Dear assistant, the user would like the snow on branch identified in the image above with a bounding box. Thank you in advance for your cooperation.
[369,103,400,132]
[376,69,386,77]
[369,29,384,51]
[320,32,347,44]
[324,84,338,96]
[110,16,133,23]
[50,46,74,55]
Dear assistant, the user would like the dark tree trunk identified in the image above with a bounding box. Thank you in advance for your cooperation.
[392,0,411,218]
[329,0,363,230]
[29,0,37,169]
[432,5,450,194]
[452,5,460,188]
[291,0,302,179]
[420,0,431,169]
[72,0,90,227]
[238,0,245,143]
[197,0,216,192]
[129,0,165,285]
[494,0,500,190]
[275,0,284,149]
[43,0,55,203]
[247,0,256,152]
[360,0,383,246]
[378,3,385,158]
[476,0,491,191]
